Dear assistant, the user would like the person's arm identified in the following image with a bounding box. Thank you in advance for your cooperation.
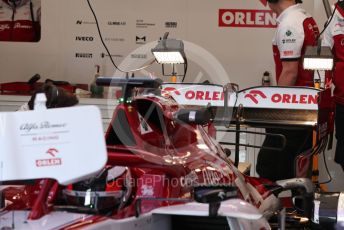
[275,23,304,85]
[278,60,299,86]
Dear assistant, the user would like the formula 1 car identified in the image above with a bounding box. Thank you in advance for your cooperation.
[0,77,338,229]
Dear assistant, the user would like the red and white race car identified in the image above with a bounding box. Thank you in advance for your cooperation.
[0,77,338,229]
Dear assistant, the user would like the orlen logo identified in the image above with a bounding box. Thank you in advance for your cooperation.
[244,90,267,104]
[46,148,58,157]
[162,87,181,96]
[162,88,224,101]
[219,1,276,28]
[219,9,276,28]
[271,94,317,104]
[36,148,62,167]
[244,90,318,105]
[185,90,224,101]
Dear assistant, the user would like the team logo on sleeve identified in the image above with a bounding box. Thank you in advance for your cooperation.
[282,30,296,44]
[282,38,296,44]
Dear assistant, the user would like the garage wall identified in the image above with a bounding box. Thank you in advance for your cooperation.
[0,0,317,87]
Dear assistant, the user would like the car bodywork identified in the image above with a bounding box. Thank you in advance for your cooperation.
[0,77,336,229]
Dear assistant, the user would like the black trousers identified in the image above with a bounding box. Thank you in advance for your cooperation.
[335,103,344,171]
[256,127,312,181]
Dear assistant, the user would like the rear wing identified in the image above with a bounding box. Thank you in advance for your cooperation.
[162,83,333,141]
[162,83,321,110]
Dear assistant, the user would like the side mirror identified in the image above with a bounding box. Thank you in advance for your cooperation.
[173,107,215,125]
[194,185,238,217]
[222,83,239,122]
[223,148,231,158]
[0,191,4,209]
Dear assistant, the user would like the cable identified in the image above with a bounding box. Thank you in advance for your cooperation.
[309,136,332,185]
[181,58,188,82]
[317,1,339,41]
[30,0,40,42]
[316,70,321,81]
[317,139,333,185]
[86,0,155,74]
[318,148,333,185]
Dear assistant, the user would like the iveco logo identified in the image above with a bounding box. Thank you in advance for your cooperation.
[244,90,267,104]
[76,36,94,41]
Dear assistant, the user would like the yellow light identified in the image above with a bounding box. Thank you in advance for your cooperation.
[171,75,177,83]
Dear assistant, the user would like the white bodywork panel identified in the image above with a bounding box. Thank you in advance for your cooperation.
[0,106,107,185]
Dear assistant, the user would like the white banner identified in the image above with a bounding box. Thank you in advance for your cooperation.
[0,106,107,185]
[162,83,225,107]
[162,84,320,110]
[237,86,320,110]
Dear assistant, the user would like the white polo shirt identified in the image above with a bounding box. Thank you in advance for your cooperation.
[272,4,319,86]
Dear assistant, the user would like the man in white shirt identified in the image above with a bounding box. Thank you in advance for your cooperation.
[257,0,319,181]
